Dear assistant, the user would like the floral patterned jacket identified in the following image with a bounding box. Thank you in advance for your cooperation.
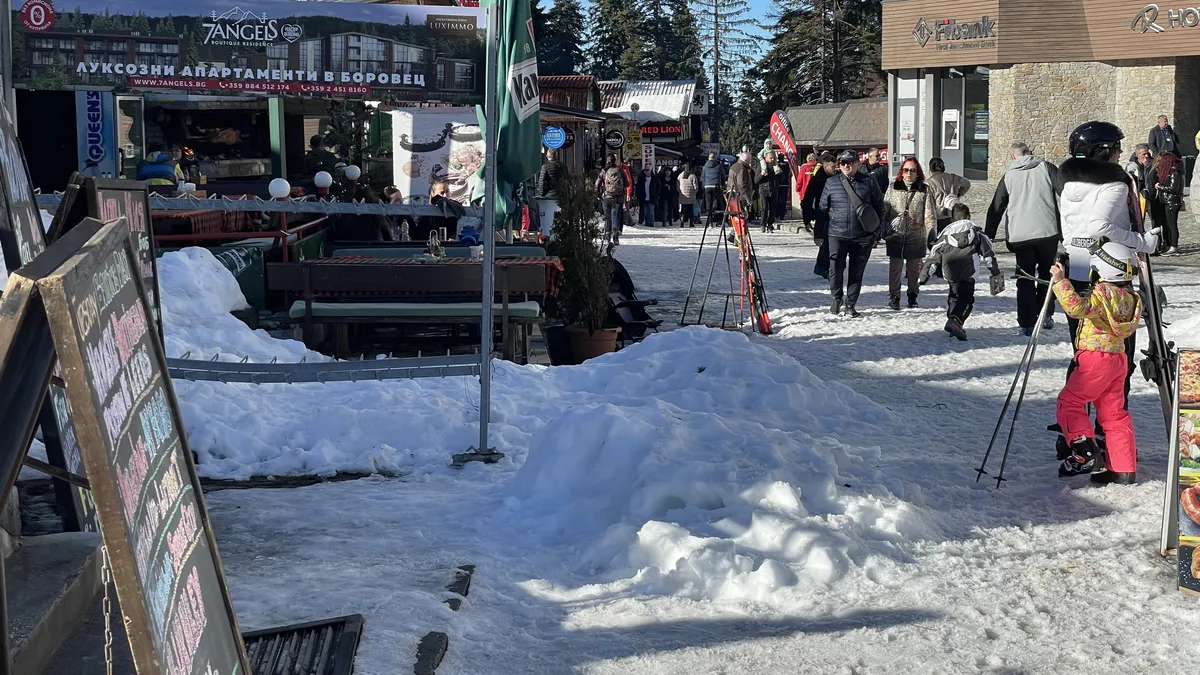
[1052,279,1141,354]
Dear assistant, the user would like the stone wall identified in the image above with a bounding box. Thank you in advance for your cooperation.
[987,58,1194,181]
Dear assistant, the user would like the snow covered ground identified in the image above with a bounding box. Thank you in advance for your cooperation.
[153,229,1200,674]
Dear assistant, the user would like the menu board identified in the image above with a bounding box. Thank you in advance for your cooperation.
[86,178,161,338]
[0,100,47,275]
[47,172,87,244]
[1176,350,1200,594]
[37,218,249,674]
[41,372,98,531]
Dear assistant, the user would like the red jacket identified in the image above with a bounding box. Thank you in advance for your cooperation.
[796,160,818,200]
[620,165,633,199]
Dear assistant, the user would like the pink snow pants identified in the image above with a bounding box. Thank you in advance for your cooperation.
[1056,350,1137,473]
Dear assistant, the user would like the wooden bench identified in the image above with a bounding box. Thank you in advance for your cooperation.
[266,260,548,362]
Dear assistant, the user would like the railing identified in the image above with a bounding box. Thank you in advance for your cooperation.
[166,353,481,384]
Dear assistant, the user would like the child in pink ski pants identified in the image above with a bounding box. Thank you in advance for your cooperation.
[1051,261,1142,475]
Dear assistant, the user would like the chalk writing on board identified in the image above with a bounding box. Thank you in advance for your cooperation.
[167,567,210,673]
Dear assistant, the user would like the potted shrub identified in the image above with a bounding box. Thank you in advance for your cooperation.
[545,173,618,363]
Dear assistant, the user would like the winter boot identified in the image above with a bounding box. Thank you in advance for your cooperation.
[1059,437,1102,477]
[830,296,843,316]
[908,293,919,308]
[946,317,968,341]
[1042,315,1055,330]
[845,305,860,318]
[1091,471,1136,485]
[888,295,901,311]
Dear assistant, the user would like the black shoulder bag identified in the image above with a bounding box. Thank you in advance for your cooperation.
[839,174,880,233]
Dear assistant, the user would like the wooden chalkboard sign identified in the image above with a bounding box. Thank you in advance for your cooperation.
[37,217,250,674]
[85,178,162,339]
[0,102,47,276]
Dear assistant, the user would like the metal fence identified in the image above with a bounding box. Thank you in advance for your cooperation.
[166,354,480,384]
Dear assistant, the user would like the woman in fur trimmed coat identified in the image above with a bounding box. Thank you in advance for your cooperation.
[883,157,938,309]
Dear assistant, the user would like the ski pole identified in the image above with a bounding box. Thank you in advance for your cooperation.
[974,282,1057,484]
[991,288,1057,488]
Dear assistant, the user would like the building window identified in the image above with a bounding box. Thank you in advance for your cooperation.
[331,35,345,71]
[299,39,323,71]
[31,38,74,50]
[450,62,473,90]
[109,41,127,52]
[85,40,105,50]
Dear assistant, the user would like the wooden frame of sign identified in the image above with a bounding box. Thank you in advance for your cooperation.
[85,177,163,342]
[36,217,250,674]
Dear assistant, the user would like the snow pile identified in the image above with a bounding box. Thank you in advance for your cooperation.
[158,248,324,362]
[505,330,940,602]
[1168,311,1200,348]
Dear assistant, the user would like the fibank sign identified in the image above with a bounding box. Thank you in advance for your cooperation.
[203,7,302,47]
[1131,4,1200,32]
[912,16,997,49]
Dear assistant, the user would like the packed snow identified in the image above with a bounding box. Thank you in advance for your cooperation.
[149,235,1200,673]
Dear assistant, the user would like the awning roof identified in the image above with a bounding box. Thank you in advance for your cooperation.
[783,97,887,149]
[598,80,697,123]
[540,103,614,123]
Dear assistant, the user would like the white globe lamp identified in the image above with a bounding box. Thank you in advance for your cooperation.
[314,171,333,196]
[343,164,362,181]
[268,177,291,200]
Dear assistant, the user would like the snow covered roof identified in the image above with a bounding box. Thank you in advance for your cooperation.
[598,80,697,123]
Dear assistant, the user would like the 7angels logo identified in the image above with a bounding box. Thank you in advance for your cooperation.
[203,7,302,47]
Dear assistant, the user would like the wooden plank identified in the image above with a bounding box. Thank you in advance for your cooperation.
[36,217,251,675]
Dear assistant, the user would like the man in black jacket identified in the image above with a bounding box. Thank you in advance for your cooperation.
[821,149,885,317]
[802,152,837,278]
[535,149,568,197]
[857,148,889,194]
[1148,115,1179,157]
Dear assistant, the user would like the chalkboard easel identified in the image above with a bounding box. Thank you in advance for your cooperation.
[33,217,251,674]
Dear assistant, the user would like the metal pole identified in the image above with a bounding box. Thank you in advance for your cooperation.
[479,0,502,453]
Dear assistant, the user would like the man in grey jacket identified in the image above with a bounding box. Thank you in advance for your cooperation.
[984,141,1062,336]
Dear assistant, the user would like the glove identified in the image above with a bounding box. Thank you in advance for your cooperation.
[990,271,1006,296]
[1141,228,1161,254]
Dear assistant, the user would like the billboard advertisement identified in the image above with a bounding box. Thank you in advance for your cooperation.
[10,0,484,100]
[391,107,482,206]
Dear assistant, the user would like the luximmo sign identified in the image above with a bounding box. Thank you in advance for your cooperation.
[912,15,997,49]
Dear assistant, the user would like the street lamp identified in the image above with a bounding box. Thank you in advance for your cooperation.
[344,164,361,195]
[268,177,291,235]
[314,171,333,197]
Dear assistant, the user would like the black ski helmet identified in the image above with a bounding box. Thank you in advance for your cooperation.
[1069,121,1124,161]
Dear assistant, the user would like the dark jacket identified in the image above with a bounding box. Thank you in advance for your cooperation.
[858,160,889,194]
[636,172,662,204]
[1148,124,1179,157]
[802,167,833,233]
[757,162,779,197]
[820,171,885,241]
[535,160,568,197]
[727,160,755,203]
[701,159,725,187]
[1151,166,1185,210]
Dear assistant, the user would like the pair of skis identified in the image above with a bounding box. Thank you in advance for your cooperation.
[726,196,773,335]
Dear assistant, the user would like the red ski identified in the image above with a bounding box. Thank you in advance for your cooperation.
[726,197,773,335]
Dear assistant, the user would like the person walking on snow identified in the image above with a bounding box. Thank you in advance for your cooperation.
[984,141,1062,336]
[701,153,726,219]
[857,148,889,194]
[883,157,937,310]
[727,152,756,213]
[758,151,780,233]
[677,165,700,227]
[795,153,819,230]
[820,149,885,318]
[595,154,629,245]
[803,152,838,278]
[636,165,661,226]
[1052,240,1142,485]
[920,204,1004,341]
[925,157,971,235]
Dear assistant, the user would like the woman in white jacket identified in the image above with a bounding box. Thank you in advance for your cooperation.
[1056,121,1160,428]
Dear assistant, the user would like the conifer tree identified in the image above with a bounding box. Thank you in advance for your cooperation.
[538,0,586,75]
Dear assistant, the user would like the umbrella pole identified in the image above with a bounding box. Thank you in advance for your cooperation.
[479,0,502,454]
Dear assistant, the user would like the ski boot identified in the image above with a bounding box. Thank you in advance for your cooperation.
[1059,437,1102,477]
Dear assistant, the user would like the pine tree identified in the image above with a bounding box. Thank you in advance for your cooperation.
[692,0,758,141]
[90,9,111,31]
[588,0,643,80]
[756,0,881,107]
[538,0,585,75]
[665,0,706,84]
[130,11,151,33]
[186,26,201,66]
[157,15,177,35]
